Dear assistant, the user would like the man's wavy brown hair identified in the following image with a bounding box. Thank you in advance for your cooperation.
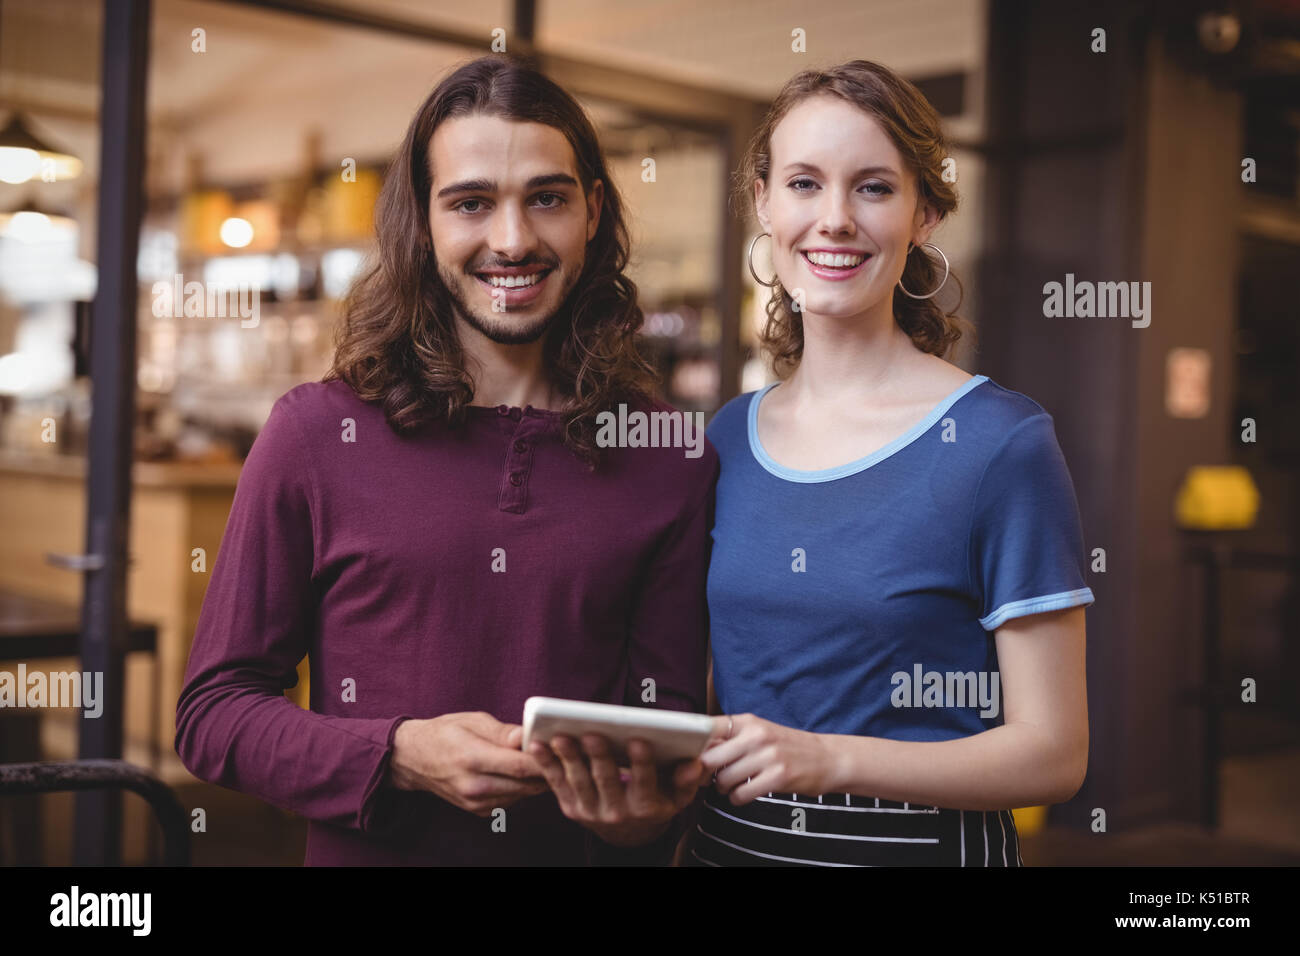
[733,59,976,377]
[326,55,657,467]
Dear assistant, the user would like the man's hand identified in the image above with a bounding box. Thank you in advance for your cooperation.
[529,734,708,847]
[388,712,549,816]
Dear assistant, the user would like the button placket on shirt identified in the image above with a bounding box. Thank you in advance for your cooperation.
[496,409,545,514]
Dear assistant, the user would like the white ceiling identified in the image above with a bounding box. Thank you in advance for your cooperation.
[1,0,986,181]
[540,0,985,99]
[349,0,987,99]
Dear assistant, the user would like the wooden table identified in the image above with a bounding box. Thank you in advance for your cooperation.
[0,589,159,658]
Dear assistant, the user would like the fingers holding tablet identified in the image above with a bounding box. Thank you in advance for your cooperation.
[522,698,713,846]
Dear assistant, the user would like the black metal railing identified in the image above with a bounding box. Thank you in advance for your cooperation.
[0,759,190,865]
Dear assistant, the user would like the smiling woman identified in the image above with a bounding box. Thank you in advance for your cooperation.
[690,60,1093,868]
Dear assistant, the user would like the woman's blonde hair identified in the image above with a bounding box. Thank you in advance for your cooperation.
[734,59,975,377]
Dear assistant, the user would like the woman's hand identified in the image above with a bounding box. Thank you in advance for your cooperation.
[700,713,840,805]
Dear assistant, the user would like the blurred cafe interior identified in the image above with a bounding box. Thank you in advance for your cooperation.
[0,0,1298,865]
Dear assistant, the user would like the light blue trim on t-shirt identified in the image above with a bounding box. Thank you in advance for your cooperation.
[979,587,1096,631]
[746,374,991,483]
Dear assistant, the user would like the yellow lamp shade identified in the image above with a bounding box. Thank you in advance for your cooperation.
[323,168,381,242]
[1175,465,1259,530]
[181,190,234,257]
[1011,805,1047,836]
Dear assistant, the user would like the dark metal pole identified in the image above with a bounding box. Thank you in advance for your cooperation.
[75,0,151,866]
[513,0,536,46]
[511,0,537,67]
[717,120,746,405]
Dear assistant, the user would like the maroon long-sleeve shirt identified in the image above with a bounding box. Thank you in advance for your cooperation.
[175,378,718,865]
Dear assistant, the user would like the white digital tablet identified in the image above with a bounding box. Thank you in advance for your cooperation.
[521,696,716,764]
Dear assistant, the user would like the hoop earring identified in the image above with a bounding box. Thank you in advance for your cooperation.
[897,242,950,300]
[747,233,780,288]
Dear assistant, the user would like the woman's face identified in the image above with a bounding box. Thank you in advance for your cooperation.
[755,94,938,323]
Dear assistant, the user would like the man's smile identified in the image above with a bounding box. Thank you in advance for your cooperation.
[472,265,555,306]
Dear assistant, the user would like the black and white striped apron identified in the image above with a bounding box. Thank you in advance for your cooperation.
[687,784,1024,867]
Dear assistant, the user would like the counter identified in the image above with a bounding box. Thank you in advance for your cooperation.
[0,451,293,787]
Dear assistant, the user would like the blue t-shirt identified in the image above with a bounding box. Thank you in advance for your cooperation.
[705,373,1094,743]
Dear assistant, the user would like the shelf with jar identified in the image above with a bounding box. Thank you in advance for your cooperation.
[130,163,387,460]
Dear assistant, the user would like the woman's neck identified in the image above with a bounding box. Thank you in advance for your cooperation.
[781,306,919,407]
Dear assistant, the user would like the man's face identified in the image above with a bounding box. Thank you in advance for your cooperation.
[427,114,603,345]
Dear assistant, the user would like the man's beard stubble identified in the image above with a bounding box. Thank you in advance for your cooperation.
[436,259,576,346]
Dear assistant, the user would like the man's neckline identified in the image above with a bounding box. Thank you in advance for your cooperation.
[466,402,567,419]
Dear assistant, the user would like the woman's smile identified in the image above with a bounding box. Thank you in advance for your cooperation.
[799,247,874,281]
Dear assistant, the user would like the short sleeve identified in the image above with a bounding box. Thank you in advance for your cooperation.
[969,413,1095,631]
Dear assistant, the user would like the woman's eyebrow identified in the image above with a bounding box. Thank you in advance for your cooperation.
[781,162,899,179]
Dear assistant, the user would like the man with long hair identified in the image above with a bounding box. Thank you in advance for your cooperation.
[176,56,717,865]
